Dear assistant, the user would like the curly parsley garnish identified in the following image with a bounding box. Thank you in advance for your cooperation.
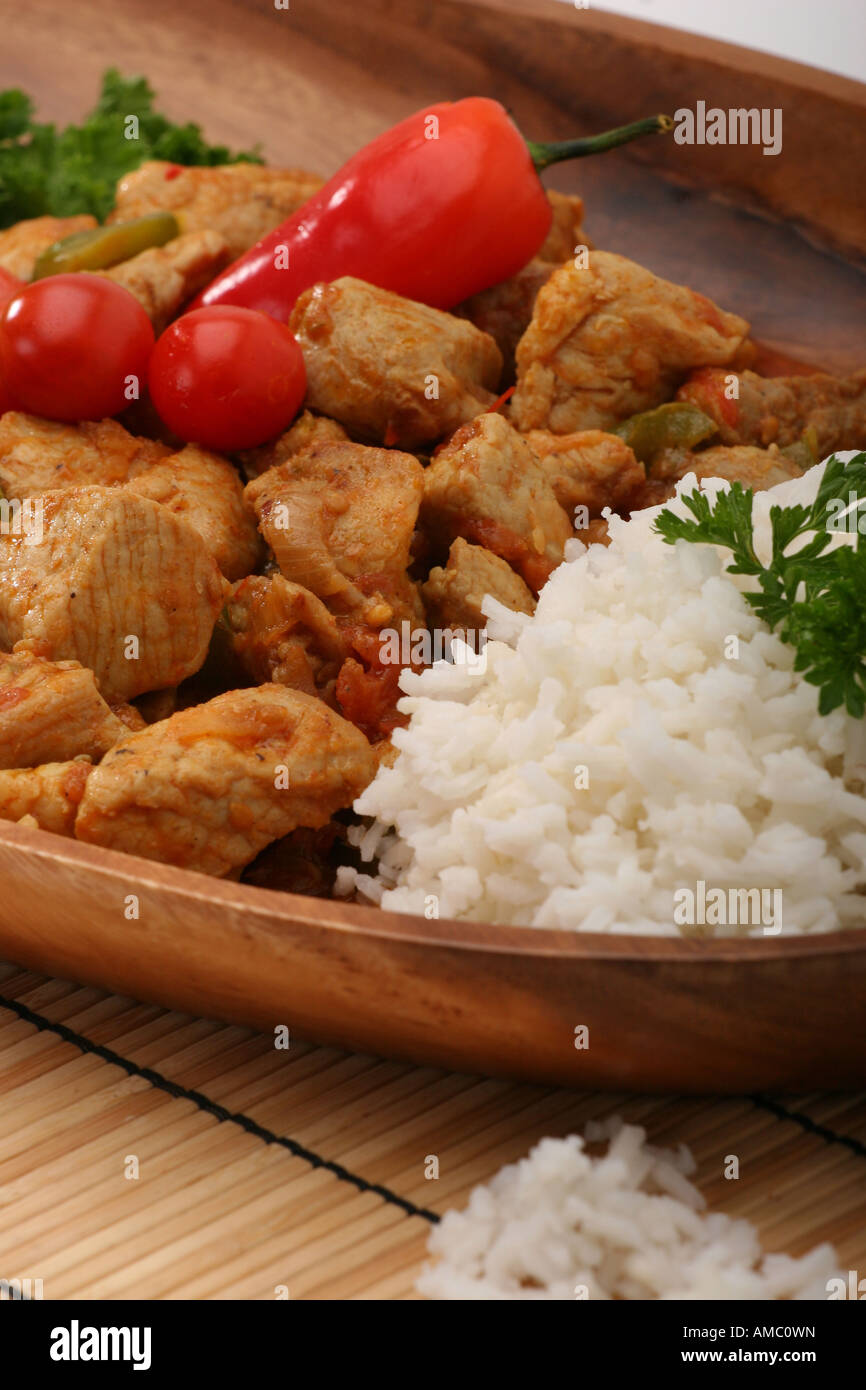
[654,452,866,718]
[0,69,262,229]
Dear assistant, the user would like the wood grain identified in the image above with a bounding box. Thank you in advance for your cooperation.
[0,819,863,1093]
[284,0,866,258]
[0,0,864,1091]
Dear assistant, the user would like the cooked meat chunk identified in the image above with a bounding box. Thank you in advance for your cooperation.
[688,445,805,489]
[75,685,376,876]
[0,214,97,280]
[510,252,749,433]
[112,701,148,732]
[455,260,554,388]
[452,193,590,388]
[373,739,400,772]
[628,477,680,511]
[225,574,347,701]
[0,415,258,580]
[241,823,343,897]
[0,487,223,702]
[537,190,591,263]
[125,444,261,581]
[659,443,805,490]
[237,411,349,482]
[677,367,866,455]
[0,650,130,768]
[422,538,536,635]
[523,428,645,517]
[109,160,324,260]
[631,443,805,510]
[290,277,502,449]
[245,441,425,628]
[0,759,92,836]
[421,413,573,594]
[134,689,178,725]
[0,412,171,493]
[93,229,230,333]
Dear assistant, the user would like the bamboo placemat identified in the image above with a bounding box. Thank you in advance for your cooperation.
[0,958,864,1300]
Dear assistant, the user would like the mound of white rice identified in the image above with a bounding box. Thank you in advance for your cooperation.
[417,1119,840,1300]
[341,459,866,934]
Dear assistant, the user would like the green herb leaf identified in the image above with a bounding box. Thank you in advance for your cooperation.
[0,68,262,229]
[654,453,866,718]
[653,481,763,575]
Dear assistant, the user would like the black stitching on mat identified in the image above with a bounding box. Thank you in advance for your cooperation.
[0,992,440,1224]
[6,991,863,1209]
[750,1094,866,1161]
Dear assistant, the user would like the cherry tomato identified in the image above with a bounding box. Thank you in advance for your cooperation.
[0,269,23,414]
[148,306,306,451]
[0,268,21,310]
[0,274,154,422]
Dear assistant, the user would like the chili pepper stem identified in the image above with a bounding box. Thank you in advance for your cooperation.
[526,114,673,172]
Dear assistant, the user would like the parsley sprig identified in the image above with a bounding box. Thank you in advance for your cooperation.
[0,69,262,229]
[654,452,866,718]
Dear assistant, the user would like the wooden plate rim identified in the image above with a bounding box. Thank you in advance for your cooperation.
[2,818,863,966]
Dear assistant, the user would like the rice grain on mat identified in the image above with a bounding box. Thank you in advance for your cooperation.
[417,1119,840,1300]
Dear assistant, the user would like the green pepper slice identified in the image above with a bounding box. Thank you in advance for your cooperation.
[31,212,180,279]
[614,402,718,467]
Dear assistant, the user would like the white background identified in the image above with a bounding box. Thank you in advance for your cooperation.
[555,0,866,82]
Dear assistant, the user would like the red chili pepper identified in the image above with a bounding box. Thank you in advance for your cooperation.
[190,101,671,321]
[487,384,517,414]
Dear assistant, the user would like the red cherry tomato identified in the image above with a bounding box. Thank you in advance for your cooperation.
[0,268,21,310]
[0,269,24,414]
[0,274,154,422]
[148,306,306,451]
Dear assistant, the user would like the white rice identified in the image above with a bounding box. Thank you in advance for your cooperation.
[417,1119,840,1300]
[340,457,866,934]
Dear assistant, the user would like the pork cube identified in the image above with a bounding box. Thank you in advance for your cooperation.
[0,759,92,836]
[125,444,262,581]
[94,229,231,332]
[75,685,376,876]
[523,428,645,517]
[0,412,171,493]
[677,367,866,455]
[245,441,425,628]
[0,487,224,701]
[455,260,554,388]
[421,412,573,594]
[422,538,536,636]
[0,415,259,580]
[237,411,348,482]
[537,190,592,262]
[0,650,131,768]
[290,277,502,448]
[510,252,749,433]
[0,214,98,279]
[224,574,347,701]
[109,161,324,260]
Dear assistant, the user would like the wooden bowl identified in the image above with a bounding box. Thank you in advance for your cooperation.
[0,0,864,1091]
